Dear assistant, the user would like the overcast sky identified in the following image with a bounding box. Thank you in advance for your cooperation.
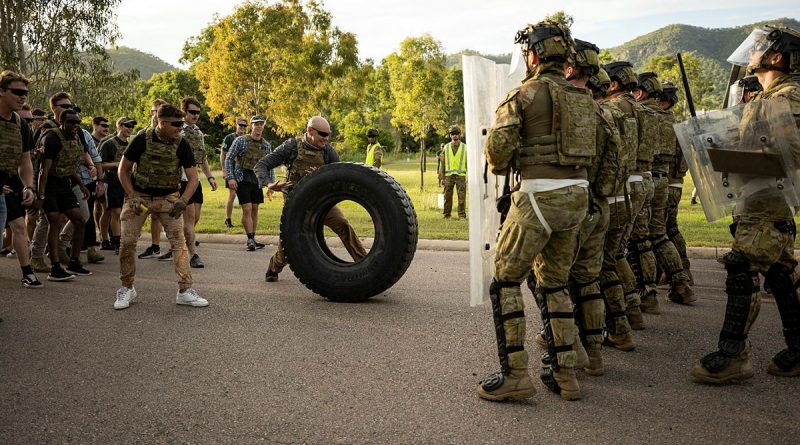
[116,0,799,67]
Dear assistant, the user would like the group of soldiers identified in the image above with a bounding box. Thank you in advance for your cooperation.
[476,21,800,402]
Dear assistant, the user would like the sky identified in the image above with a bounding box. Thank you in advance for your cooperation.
[116,0,800,68]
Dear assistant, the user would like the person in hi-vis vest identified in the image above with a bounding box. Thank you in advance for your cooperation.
[364,128,382,169]
[438,125,466,219]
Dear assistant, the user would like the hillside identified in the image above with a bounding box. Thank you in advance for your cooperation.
[107,46,176,80]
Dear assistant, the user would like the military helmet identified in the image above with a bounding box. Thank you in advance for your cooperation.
[366,128,379,137]
[587,67,611,97]
[573,39,601,75]
[728,25,800,74]
[514,20,576,62]
[659,81,679,107]
[636,72,662,95]
[603,61,638,90]
[448,125,461,135]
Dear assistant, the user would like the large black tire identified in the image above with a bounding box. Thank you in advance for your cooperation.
[280,163,418,302]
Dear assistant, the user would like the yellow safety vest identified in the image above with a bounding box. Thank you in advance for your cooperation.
[443,142,467,176]
[365,143,381,168]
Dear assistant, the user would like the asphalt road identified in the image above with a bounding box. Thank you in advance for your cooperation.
[1,243,798,444]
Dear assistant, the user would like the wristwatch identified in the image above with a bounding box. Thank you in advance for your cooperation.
[38,193,45,200]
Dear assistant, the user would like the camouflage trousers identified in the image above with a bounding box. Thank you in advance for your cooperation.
[269,205,367,274]
[492,185,588,372]
[30,185,90,260]
[666,184,692,279]
[620,176,656,307]
[119,192,192,289]
[649,176,692,291]
[603,199,633,335]
[569,199,610,347]
[443,175,466,219]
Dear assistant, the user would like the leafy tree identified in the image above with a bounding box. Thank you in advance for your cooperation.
[543,11,574,27]
[641,52,725,118]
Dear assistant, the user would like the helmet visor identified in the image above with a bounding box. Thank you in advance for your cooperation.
[727,83,744,107]
[509,44,527,78]
[727,29,773,67]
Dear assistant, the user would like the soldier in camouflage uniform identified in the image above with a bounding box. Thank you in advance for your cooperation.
[255,116,367,282]
[600,61,647,348]
[634,73,694,310]
[476,21,595,402]
[692,25,800,382]
[115,103,208,310]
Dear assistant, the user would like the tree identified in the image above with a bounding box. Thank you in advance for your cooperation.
[385,35,451,188]
[543,11,574,27]
[182,0,362,135]
[641,52,726,118]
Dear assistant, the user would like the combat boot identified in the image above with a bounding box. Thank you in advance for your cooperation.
[551,368,581,400]
[640,292,661,315]
[30,257,50,273]
[476,369,536,401]
[682,258,694,286]
[604,332,636,351]
[574,336,589,369]
[627,306,645,330]
[584,344,604,376]
[766,349,800,377]
[534,330,547,349]
[691,353,753,384]
[668,280,696,304]
[86,247,105,264]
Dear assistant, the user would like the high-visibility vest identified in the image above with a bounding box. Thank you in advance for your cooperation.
[365,143,380,167]
[443,142,467,176]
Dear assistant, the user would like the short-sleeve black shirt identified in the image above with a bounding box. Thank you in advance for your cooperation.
[0,112,34,186]
[124,131,196,196]
[99,136,129,184]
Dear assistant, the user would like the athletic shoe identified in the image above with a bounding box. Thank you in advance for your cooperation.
[157,251,172,261]
[6,249,16,258]
[47,266,75,282]
[247,239,256,252]
[114,286,137,310]
[138,245,161,259]
[176,288,209,307]
[195,240,200,247]
[66,260,92,276]
[22,273,44,288]
[254,241,266,250]
[190,253,205,268]
[0,248,11,256]
[100,240,115,251]
[224,218,233,228]
[265,269,279,282]
[87,247,105,263]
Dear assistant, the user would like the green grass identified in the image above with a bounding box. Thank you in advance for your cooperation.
[160,156,800,247]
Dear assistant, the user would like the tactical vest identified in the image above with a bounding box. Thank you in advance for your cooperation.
[443,142,467,176]
[287,138,325,185]
[0,112,23,175]
[633,101,659,168]
[589,106,622,198]
[183,125,205,165]
[52,128,84,178]
[239,136,266,171]
[517,77,596,169]
[654,109,677,159]
[601,101,637,176]
[365,143,381,167]
[134,128,182,189]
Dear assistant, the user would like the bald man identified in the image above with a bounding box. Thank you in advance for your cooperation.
[254,116,367,282]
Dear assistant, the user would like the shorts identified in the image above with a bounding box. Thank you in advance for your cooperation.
[235,181,264,205]
[180,180,204,205]
[43,176,79,213]
[105,181,125,209]
[3,176,26,223]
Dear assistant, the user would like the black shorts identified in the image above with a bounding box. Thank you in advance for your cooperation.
[43,177,79,213]
[180,181,204,205]
[3,177,26,223]
[105,181,125,209]
[235,181,264,205]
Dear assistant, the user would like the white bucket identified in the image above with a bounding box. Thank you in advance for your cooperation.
[437,193,445,209]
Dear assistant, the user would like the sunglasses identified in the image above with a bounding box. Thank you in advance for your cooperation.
[99,123,110,128]
[57,103,74,109]
[168,121,185,128]
[65,119,82,125]
[312,127,330,138]
[237,123,247,128]
[3,87,29,97]
[24,117,34,123]
[123,123,135,129]
[186,109,201,115]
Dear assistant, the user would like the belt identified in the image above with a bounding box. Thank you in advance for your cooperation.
[628,175,643,183]
[519,179,589,236]
[651,172,667,179]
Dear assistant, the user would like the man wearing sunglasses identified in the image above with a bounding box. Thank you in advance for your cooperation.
[135,98,168,261]
[254,116,367,282]
[438,125,467,220]
[99,117,137,254]
[35,109,93,280]
[0,70,42,288]
[220,117,248,228]
[115,103,208,310]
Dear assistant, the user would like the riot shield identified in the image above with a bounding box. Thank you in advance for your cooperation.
[464,54,525,306]
[673,97,800,222]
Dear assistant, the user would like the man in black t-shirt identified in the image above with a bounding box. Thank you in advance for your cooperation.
[99,116,135,254]
[34,109,92,280]
[114,104,208,311]
[0,70,42,288]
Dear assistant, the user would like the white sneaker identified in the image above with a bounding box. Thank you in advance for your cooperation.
[176,288,209,307]
[114,286,137,310]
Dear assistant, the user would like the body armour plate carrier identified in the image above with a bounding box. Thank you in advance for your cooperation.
[287,138,325,185]
[517,77,597,168]
[134,128,182,189]
[183,126,205,166]
[52,128,84,178]
[654,109,678,159]
[240,137,265,171]
[634,102,659,165]
[0,112,23,175]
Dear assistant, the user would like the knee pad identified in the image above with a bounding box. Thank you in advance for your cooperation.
[489,280,525,374]
[666,225,680,240]
[651,235,670,251]
[538,285,570,371]
[720,253,758,356]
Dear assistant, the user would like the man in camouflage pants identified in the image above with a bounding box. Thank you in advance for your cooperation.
[477,21,594,402]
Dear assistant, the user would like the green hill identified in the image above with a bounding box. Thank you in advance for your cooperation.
[107,46,176,80]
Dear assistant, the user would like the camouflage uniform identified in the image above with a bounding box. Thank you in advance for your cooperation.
[477,21,595,402]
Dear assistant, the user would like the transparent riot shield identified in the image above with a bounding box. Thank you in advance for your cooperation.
[464,54,525,306]
[673,97,800,222]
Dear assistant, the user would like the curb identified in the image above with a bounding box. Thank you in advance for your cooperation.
[145,233,732,258]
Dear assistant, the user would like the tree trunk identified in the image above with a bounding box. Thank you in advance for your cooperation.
[419,138,425,191]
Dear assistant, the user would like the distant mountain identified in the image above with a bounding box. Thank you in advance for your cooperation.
[107,46,176,80]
